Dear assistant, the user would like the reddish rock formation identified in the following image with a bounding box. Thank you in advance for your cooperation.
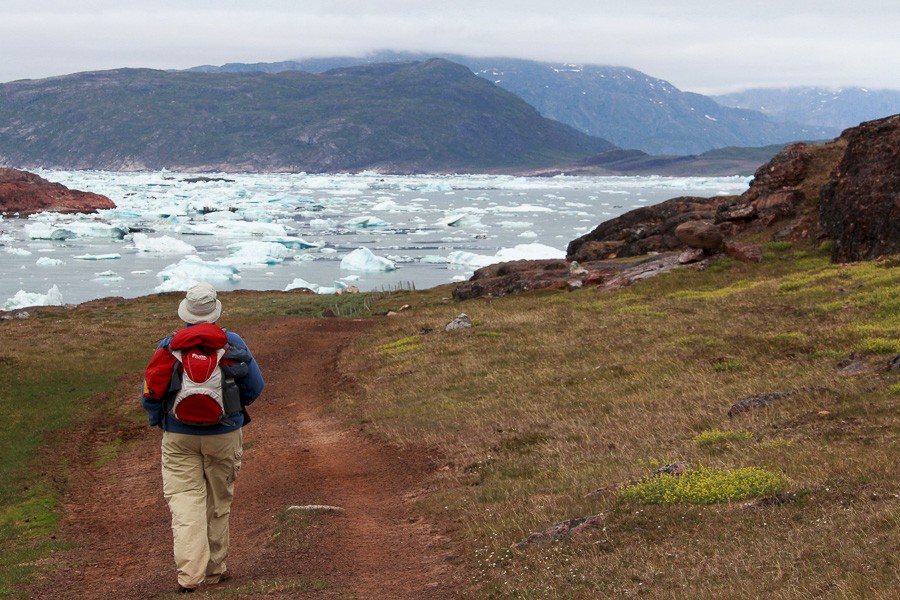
[819,114,900,262]
[0,168,115,216]
[454,114,898,300]
[674,220,723,250]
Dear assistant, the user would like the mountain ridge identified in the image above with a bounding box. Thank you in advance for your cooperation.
[189,51,839,155]
[0,59,615,173]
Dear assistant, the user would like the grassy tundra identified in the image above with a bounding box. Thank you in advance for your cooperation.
[1,243,898,598]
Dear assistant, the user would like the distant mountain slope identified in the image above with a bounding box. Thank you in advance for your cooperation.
[713,87,900,130]
[190,52,837,155]
[0,59,614,173]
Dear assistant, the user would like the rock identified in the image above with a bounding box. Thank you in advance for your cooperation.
[742,142,812,203]
[286,504,344,513]
[724,240,763,263]
[444,313,473,331]
[820,114,900,262]
[674,220,724,250]
[322,307,337,318]
[887,354,900,372]
[512,514,604,548]
[567,196,727,260]
[678,248,706,264]
[836,358,867,376]
[0,168,116,216]
[451,259,574,300]
[727,387,828,417]
[568,261,588,276]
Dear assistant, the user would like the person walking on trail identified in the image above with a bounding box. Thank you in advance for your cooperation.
[140,283,264,593]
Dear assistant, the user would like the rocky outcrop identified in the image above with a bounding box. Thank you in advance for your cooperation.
[819,114,900,261]
[567,115,899,263]
[0,168,115,216]
[454,114,897,301]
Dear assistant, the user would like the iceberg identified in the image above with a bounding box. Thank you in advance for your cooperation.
[3,285,64,310]
[156,256,241,292]
[5,247,32,256]
[283,278,339,294]
[36,257,65,266]
[343,216,387,228]
[448,243,565,269]
[224,241,293,266]
[437,213,483,228]
[495,243,566,262]
[179,220,288,237]
[340,248,397,272]
[132,233,197,254]
[74,253,121,260]
[263,236,320,249]
[24,223,77,240]
[66,222,128,239]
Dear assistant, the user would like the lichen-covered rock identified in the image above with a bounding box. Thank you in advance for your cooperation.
[0,168,115,216]
[820,114,900,262]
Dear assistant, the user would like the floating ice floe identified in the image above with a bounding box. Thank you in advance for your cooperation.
[448,243,565,269]
[93,270,125,282]
[74,253,121,260]
[437,212,484,228]
[5,247,32,256]
[340,248,397,272]
[132,233,197,254]
[155,256,241,292]
[3,285,64,311]
[178,220,288,237]
[24,223,77,240]
[308,218,335,229]
[262,236,319,249]
[36,257,64,267]
[66,222,129,239]
[343,216,387,228]
[223,241,294,266]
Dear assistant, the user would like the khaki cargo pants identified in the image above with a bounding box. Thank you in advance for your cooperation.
[161,429,243,589]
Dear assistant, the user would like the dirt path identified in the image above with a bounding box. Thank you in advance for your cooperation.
[26,317,459,599]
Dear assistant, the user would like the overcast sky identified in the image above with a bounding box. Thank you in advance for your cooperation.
[2,0,898,94]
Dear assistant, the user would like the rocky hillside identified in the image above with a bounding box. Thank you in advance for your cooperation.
[0,168,114,216]
[454,114,899,299]
[191,52,836,155]
[0,59,614,173]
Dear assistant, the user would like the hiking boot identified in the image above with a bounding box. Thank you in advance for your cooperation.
[205,570,231,585]
[177,585,195,594]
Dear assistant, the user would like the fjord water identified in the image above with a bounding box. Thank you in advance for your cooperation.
[0,171,750,307]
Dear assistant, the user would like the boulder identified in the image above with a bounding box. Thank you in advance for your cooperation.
[0,168,115,216]
[820,114,900,262]
[566,196,728,260]
[444,313,473,331]
[674,220,723,250]
[724,240,764,263]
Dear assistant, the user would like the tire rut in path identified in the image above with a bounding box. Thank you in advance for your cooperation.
[27,317,458,599]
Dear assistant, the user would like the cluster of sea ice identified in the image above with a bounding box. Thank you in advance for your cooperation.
[3,285,64,311]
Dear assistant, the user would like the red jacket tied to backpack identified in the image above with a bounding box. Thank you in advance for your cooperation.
[143,323,243,426]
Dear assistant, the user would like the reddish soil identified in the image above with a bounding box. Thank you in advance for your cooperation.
[25,317,461,599]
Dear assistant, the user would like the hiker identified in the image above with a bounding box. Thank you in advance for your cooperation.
[140,282,264,593]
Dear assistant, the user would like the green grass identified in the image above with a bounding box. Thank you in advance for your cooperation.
[618,466,789,504]
[335,246,900,599]
[2,248,899,598]
[0,290,387,596]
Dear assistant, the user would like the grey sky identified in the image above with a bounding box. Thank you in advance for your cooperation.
[2,0,898,93]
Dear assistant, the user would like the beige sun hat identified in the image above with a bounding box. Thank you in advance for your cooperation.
[178,282,222,324]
